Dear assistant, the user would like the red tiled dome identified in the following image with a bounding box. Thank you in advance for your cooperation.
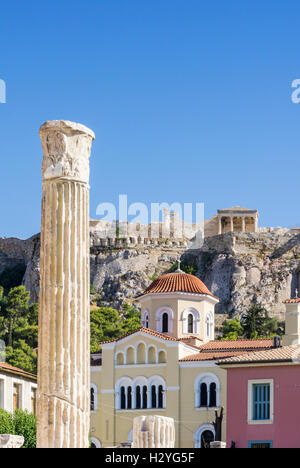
[143,272,213,297]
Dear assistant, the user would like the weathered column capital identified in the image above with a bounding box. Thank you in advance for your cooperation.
[40,120,95,184]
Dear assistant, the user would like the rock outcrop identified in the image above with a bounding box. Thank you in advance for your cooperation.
[183,232,300,319]
[0,235,40,303]
[1,230,299,320]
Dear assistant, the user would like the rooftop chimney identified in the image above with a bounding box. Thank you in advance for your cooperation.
[282,299,300,347]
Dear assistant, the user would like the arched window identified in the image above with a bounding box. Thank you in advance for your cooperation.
[126,347,135,365]
[90,437,101,449]
[141,309,150,328]
[200,383,208,407]
[156,307,174,333]
[149,376,166,409]
[91,387,95,412]
[117,376,166,410]
[201,430,215,449]
[90,383,98,412]
[137,343,146,364]
[194,373,220,409]
[127,387,132,410]
[188,314,194,334]
[206,313,214,339]
[120,386,126,410]
[136,386,141,409]
[209,383,217,408]
[142,386,148,409]
[182,308,200,334]
[162,313,169,333]
[116,352,124,365]
[194,424,215,449]
[158,350,166,364]
[148,346,157,364]
[158,385,164,409]
[151,385,157,409]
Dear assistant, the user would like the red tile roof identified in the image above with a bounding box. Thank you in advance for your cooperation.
[180,351,251,362]
[141,272,215,297]
[98,330,275,361]
[99,327,179,345]
[180,339,275,362]
[217,345,300,365]
[0,362,36,378]
[198,339,274,352]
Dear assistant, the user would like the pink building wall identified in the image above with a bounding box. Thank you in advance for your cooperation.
[226,365,300,448]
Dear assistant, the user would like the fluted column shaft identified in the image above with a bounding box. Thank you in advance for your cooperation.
[37,120,95,448]
[133,415,175,448]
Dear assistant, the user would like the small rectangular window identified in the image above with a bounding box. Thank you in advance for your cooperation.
[249,441,273,448]
[13,383,22,412]
[248,379,273,424]
[0,379,4,409]
[252,384,270,421]
[31,388,37,415]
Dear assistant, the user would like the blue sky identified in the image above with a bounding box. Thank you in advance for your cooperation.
[0,0,300,239]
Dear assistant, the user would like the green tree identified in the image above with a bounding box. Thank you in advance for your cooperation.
[241,304,277,339]
[28,303,39,326]
[5,340,37,374]
[90,307,124,353]
[121,303,141,335]
[221,318,244,340]
[90,304,141,353]
[0,286,38,371]
[4,286,30,347]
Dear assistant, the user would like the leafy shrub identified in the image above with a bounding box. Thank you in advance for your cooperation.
[0,409,36,448]
[13,410,36,449]
[0,408,14,434]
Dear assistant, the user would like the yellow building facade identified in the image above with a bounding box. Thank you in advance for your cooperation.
[90,269,273,448]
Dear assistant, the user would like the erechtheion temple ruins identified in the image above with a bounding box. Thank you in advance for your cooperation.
[205,206,259,236]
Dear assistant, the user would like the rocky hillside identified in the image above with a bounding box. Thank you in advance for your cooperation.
[0,235,40,302]
[1,231,299,320]
[183,231,300,319]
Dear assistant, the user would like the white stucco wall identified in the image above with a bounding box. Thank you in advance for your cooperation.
[0,369,37,414]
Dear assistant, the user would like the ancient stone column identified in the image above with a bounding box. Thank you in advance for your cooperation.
[218,216,222,235]
[241,216,246,232]
[132,415,175,448]
[37,120,95,448]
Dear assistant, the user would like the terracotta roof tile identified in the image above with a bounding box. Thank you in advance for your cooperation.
[180,351,250,362]
[141,272,215,297]
[99,327,179,346]
[198,339,274,352]
[217,345,300,365]
[0,362,36,378]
